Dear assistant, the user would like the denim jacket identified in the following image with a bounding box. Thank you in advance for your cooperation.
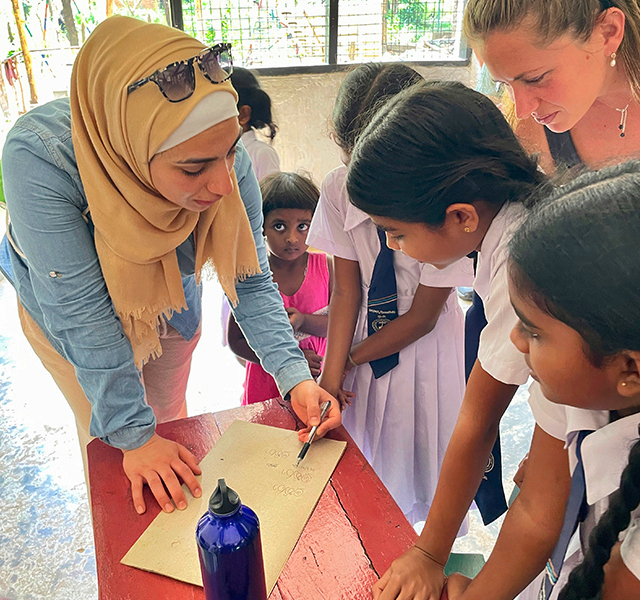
[0,98,311,450]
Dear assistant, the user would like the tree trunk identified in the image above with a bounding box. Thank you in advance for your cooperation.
[60,0,79,46]
[10,0,38,105]
[106,0,114,17]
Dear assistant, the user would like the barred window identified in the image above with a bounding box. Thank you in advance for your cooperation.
[179,0,468,70]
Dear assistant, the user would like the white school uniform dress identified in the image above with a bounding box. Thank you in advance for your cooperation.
[521,391,640,600]
[474,201,533,387]
[241,129,280,181]
[308,165,474,524]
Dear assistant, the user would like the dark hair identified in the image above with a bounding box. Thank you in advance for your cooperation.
[260,172,319,220]
[509,161,640,365]
[507,161,640,600]
[230,67,277,140]
[347,80,548,227]
[332,63,423,155]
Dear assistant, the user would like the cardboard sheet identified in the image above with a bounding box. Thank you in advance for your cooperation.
[121,420,347,593]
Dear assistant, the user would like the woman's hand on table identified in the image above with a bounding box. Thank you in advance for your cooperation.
[372,546,448,600]
[122,433,202,515]
[290,380,341,441]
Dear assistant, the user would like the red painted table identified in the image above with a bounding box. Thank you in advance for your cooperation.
[88,398,418,599]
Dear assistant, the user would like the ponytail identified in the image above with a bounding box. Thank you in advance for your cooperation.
[230,67,278,141]
[331,62,423,155]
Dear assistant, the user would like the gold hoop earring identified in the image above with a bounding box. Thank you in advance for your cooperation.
[464,226,471,233]
[610,52,617,68]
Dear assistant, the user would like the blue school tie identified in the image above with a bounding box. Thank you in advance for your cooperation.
[540,430,591,600]
[367,229,399,379]
[464,255,508,525]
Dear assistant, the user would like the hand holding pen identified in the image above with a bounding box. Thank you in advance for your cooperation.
[289,380,341,443]
[296,401,332,466]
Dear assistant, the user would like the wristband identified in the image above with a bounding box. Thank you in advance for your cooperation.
[347,352,358,368]
[412,545,446,570]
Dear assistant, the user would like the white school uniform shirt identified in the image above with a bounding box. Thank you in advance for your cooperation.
[308,165,473,525]
[475,201,531,386]
[241,129,281,181]
[524,390,640,598]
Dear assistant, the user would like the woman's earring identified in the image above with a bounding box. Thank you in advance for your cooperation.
[464,226,471,233]
[610,52,617,68]
[621,381,628,387]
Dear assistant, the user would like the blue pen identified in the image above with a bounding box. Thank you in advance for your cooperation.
[295,401,331,467]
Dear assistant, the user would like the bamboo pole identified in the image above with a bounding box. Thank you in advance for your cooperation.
[10,0,37,105]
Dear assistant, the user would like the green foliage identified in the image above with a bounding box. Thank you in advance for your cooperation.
[388,0,432,30]
[204,26,217,46]
[220,2,231,40]
[385,0,448,43]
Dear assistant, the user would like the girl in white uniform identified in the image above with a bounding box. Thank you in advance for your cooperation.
[345,81,552,600]
[231,68,281,181]
[308,64,473,525]
[445,161,640,600]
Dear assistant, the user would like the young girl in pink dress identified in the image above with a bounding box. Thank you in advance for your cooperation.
[228,172,331,404]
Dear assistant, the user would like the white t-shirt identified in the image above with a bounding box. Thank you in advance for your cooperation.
[475,202,531,385]
[529,389,640,582]
[241,129,280,181]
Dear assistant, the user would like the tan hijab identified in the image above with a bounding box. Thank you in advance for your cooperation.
[70,16,260,368]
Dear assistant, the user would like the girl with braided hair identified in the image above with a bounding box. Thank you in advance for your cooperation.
[445,160,640,599]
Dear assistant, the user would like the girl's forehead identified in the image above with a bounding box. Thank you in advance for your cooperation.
[265,208,314,221]
[369,214,421,232]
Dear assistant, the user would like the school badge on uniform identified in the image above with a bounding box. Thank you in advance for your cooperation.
[367,230,399,378]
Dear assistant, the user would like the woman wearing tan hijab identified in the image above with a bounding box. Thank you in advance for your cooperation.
[0,16,340,515]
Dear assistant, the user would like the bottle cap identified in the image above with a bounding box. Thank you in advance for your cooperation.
[208,478,241,515]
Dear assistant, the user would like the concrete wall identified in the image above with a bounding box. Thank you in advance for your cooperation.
[256,61,479,186]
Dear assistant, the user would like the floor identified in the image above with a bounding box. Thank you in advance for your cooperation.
[0,272,246,600]
[0,265,534,600]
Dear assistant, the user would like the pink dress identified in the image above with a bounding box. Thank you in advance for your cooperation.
[242,252,330,404]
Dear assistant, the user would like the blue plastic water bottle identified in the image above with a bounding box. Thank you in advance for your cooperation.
[196,478,268,600]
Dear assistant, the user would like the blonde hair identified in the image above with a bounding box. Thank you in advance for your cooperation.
[464,0,640,102]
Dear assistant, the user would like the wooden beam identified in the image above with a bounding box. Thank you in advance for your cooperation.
[10,0,37,105]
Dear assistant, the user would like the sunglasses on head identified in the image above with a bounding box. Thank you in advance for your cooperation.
[127,43,233,103]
